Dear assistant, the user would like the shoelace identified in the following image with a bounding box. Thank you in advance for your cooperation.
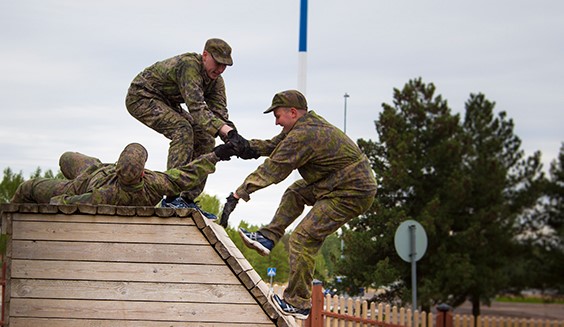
[247,232,261,241]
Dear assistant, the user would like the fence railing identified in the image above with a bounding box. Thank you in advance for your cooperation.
[271,284,564,327]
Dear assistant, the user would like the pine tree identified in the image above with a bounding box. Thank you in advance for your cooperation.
[339,79,544,315]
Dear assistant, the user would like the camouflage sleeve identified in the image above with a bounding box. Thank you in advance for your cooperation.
[50,193,94,205]
[236,133,311,201]
[153,152,220,195]
[248,132,286,156]
[177,64,226,136]
[204,77,230,122]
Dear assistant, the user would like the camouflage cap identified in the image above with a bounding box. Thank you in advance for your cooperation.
[116,143,148,186]
[204,38,233,66]
[264,89,308,113]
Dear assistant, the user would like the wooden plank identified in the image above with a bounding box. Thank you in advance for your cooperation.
[11,259,240,284]
[226,255,253,275]
[12,221,207,244]
[57,204,77,214]
[239,268,264,290]
[10,317,275,326]
[38,205,58,214]
[11,279,257,304]
[2,212,13,326]
[11,240,224,265]
[12,212,195,225]
[0,203,20,213]
[10,298,275,324]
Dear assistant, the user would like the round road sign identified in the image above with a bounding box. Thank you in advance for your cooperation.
[394,220,428,262]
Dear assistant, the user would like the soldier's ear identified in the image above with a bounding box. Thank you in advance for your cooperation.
[290,107,298,118]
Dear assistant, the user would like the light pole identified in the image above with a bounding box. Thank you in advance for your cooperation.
[343,92,350,134]
[340,92,350,259]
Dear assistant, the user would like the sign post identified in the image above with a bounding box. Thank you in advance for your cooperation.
[267,267,277,290]
[394,220,428,320]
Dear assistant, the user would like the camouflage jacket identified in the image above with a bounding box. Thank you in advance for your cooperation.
[236,111,377,201]
[50,152,219,206]
[127,52,229,136]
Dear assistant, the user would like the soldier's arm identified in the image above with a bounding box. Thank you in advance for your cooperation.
[235,134,308,201]
[50,193,94,205]
[177,64,226,136]
[158,152,220,195]
[248,132,287,157]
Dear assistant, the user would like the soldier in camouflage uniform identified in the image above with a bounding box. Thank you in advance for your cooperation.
[125,38,249,198]
[11,142,236,206]
[220,90,377,319]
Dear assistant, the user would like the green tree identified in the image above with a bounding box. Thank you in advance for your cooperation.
[340,78,466,308]
[228,221,290,284]
[1,168,25,203]
[225,221,331,287]
[451,93,544,316]
[318,233,342,280]
[338,79,544,316]
[195,192,221,216]
[513,143,564,296]
[542,143,564,258]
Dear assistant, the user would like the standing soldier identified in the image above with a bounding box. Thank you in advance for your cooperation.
[125,38,249,201]
[11,142,237,207]
[220,90,377,319]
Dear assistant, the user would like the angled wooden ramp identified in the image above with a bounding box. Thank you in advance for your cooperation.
[0,203,297,327]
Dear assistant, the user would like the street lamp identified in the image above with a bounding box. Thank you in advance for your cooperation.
[343,93,350,134]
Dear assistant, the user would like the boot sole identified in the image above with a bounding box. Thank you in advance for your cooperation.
[269,292,309,320]
[238,229,271,256]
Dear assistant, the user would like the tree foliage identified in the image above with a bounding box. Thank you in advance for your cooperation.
[338,78,546,315]
[227,221,290,284]
[511,143,564,296]
[1,168,25,203]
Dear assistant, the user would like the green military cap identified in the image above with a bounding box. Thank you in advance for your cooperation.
[204,38,233,66]
[264,89,308,113]
[116,143,148,186]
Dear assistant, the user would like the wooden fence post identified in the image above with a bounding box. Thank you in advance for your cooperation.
[437,303,453,327]
[305,280,324,327]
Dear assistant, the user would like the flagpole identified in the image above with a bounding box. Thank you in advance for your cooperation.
[298,0,308,94]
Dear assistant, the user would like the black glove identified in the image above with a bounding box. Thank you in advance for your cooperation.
[238,146,260,160]
[227,130,259,159]
[213,143,236,161]
[220,192,239,228]
[227,130,250,153]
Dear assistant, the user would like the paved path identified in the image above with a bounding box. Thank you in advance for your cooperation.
[452,301,564,321]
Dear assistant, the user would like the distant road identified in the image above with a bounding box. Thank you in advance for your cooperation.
[452,301,564,321]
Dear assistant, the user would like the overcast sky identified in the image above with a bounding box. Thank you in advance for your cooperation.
[1,1,563,228]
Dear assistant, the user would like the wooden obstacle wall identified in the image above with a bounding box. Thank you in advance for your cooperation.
[0,203,296,327]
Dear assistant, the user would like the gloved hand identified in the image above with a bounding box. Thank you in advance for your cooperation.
[227,130,259,159]
[227,130,250,153]
[220,192,239,228]
[238,146,260,160]
[213,143,237,161]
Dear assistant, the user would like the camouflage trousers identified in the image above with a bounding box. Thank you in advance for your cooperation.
[11,178,72,203]
[259,179,376,310]
[11,151,102,204]
[125,94,215,170]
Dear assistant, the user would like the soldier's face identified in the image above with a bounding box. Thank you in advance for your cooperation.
[203,51,227,79]
[273,107,298,133]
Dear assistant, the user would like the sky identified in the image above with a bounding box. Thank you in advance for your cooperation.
[1,1,563,228]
